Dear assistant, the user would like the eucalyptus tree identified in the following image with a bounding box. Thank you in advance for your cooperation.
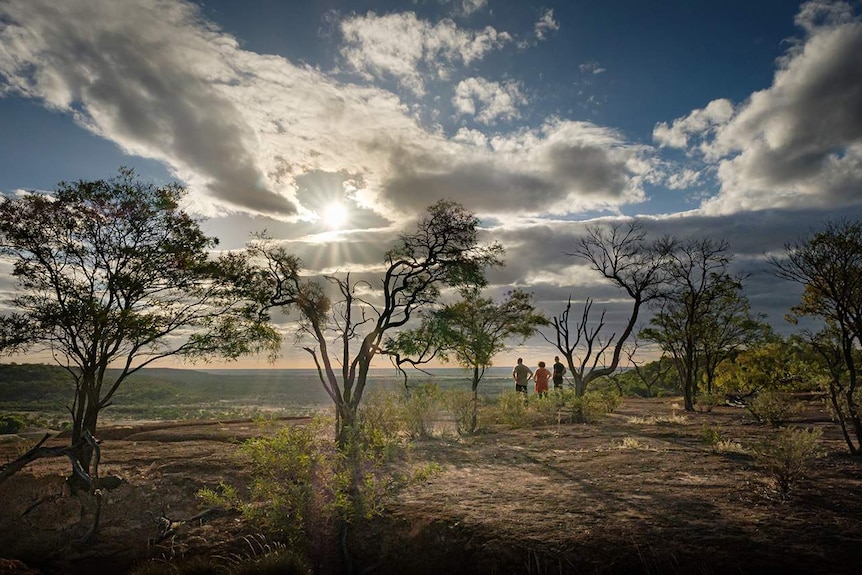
[0,169,280,477]
[771,219,862,454]
[245,200,504,442]
[391,287,547,432]
[641,237,761,411]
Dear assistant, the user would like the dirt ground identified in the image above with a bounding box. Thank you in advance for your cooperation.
[1,397,861,574]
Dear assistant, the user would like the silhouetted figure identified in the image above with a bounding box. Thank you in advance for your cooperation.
[552,356,566,390]
[534,361,552,397]
[512,358,533,395]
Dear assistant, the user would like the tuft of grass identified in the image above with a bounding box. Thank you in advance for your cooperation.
[616,436,648,450]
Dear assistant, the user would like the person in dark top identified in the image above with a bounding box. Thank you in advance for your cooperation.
[552,356,566,390]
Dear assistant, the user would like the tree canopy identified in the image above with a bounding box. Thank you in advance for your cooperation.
[0,169,280,471]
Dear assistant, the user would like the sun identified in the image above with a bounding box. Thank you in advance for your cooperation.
[322,202,349,230]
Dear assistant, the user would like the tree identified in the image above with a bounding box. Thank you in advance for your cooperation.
[641,237,761,411]
[553,221,669,396]
[246,200,504,443]
[0,169,280,477]
[396,287,547,432]
[770,219,862,454]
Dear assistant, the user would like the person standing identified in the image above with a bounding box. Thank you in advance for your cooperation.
[512,358,533,395]
[552,356,566,390]
[534,361,552,397]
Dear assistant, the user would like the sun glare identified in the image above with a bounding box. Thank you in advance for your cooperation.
[323,202,349,230]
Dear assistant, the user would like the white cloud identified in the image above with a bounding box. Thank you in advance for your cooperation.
[666,169,701,190]
[452,77,526,124]
[698,1,862,214]
[535,8,560,41]
[338,11,511,96]
[579,61,606,75]
[653,99,733,149]
[445,0,488,18]
[0,0,654,235]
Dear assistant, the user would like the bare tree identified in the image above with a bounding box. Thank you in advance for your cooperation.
[548,221,669,396]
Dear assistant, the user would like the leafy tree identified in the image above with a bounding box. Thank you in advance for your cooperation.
[0,169,280,476]
[713,338,814,394]
[245,200,504,443]
[395,287,547,432]
[641,237,761,411]
[770,219,862,454]
[554,221,670,396]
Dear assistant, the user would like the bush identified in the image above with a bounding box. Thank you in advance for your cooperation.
[495,390,531,428]
[747,390,803,428]
[440,389,478,435]
[0,413,28,434]
[402,383,441,438]
[695,392,723,413]
[358,389,406,459]
[753,426,823,499]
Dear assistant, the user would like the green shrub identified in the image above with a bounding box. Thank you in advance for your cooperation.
[440,389,477,435]
[402,383,440,438]
[695,392,723,413]
[495,390,531,428]
[747,391,803,428]
[530,393,564,425]
[197,415,414,568]
[700,423,723,446]
[0,413,28,434]
[753,426,822,499]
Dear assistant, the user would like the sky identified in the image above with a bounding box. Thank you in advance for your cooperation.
[1,0,861,371]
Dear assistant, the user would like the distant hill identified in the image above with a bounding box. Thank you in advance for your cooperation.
[0,363,321,409]
[0,363,75,406]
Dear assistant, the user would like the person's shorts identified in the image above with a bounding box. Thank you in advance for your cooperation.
[515,384,527,394]
[553,377,563,388]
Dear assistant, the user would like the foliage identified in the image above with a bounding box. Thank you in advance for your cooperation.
[700,424,747,454]
[440,388,479,436]
[608,357,680,397]
[492,389,616,428]
[401,383,441,439]
[642,236,768,411]
[713,338,816,394]
[746,391,804,428]
[0,169,279,472]
[245,200,504,442]
[199,415,411,570]
[393,287,547,433]
[494,391,531,428]
[753,427,823,499]
[771,219,862,455]
[694,391,724,413]
[0,413,27,434]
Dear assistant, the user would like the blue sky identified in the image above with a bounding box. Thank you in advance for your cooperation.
[1,0,861,369]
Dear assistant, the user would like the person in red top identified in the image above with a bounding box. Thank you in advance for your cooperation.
[533,361,552,397]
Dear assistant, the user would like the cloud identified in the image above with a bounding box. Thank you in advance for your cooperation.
[0,0,653,232]
[655,1,862,215]
[338,11,511,96]
[380,119,652,217]
[652,99,734,149]
[452,77,526,124]
[0,0,299,217]
[579,61,606,75]
[535,8,560,41]
[443,0,488,18]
